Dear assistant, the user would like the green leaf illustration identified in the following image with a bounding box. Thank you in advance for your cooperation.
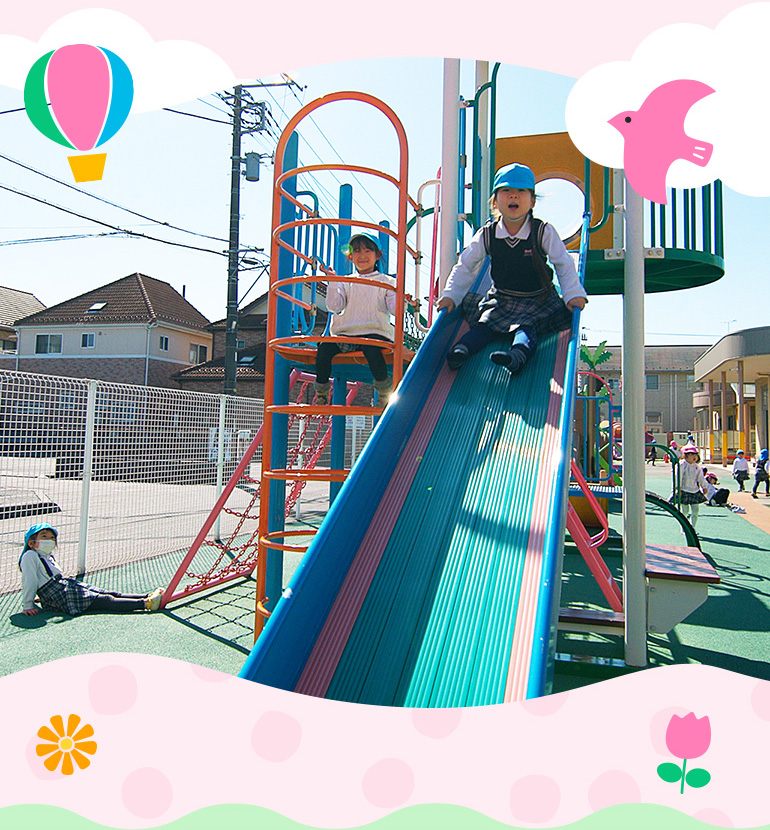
[657,762,683,783]
[685,768,711,788]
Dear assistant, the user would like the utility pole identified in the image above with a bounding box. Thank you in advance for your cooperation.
[220,79,303,396]
[223,85,243,397]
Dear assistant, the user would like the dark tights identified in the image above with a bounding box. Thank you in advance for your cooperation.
[88,589,147,613]
[453,322,538,356]
[315,337,389,384]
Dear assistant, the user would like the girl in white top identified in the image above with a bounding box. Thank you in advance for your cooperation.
[732,449,750,491]
[314,233,396,406]
[678,448,708,527]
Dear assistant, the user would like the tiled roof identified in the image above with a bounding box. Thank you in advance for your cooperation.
[174,342,266,381]
[14,273,211,330]
[0,286,45,328]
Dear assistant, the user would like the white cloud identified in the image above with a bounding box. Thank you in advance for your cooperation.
[0,8,236,112]
[566,2,770,196]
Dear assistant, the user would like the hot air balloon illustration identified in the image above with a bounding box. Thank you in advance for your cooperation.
[24,44,133,183]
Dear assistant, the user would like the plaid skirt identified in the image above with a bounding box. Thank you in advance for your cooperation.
[680,490,707,505]
[461,286,573,336]
[36,576,106,615]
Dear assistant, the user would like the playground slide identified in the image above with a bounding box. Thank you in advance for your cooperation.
[240,300,581,705]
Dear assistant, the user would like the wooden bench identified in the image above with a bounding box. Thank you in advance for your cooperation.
[559,543,720,635]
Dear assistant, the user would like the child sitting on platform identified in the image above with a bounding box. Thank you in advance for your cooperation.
[314,233,396,406]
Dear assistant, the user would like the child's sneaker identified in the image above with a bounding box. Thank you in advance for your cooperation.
[490,344,529,376]
[314,381,331,406]
[446,345,469,371]
[144,588,163,612]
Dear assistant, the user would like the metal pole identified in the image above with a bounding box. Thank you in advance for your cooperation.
[214,394,227,541]
[439,59,461,293]
[77,380,97,574]
[475,61,490,226]
[224,85,243,396]
[622,180,647,667]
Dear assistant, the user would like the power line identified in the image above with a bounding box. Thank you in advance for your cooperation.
[0,182,227,257]
[0,151,229,244]
[0,232,124,246]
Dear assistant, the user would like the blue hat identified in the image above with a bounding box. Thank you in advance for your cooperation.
[24,522,58,552]
[761,449,769,462]
[491,163,536,195]
[344,233,382,253]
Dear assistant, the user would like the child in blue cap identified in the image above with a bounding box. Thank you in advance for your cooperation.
[437,163,587,375]
[751,448,770,498]
[19,523,163,616]
[314,233,396,406]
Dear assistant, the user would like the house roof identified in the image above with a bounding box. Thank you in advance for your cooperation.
[0,286,45,329]
[174,342,266,382]
[14,273,211,330]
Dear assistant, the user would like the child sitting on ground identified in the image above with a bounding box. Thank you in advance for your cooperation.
[436,162,587,376]
[314,233,396,406]
[704,471,744,512]
[19,523,163,616]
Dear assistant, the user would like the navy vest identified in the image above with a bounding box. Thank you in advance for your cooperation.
[482,217,554,297]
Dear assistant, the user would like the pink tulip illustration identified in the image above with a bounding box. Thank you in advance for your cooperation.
[657,713,711,793]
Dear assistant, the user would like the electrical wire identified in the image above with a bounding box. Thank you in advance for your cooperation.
[0,182,227,257]
[0,151,229,244]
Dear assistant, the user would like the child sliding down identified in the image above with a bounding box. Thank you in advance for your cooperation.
[436,163,587,376]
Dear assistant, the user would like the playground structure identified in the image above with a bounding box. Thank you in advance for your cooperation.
[168,63,726,701]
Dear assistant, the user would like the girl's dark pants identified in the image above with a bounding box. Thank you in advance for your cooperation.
[315,335,390,384]
[88,590,147,612]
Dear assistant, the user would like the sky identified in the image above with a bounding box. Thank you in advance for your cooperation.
[0,50,767,349]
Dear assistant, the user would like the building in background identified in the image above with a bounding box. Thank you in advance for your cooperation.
[579,344,711,438]
[692,325,770,463]
[1,273,212,389]
[0,286,45,353]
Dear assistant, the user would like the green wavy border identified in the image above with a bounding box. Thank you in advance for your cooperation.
[2,803,768,830]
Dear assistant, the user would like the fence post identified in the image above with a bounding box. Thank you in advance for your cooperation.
[78,380,97,574]
[214,394,227,541]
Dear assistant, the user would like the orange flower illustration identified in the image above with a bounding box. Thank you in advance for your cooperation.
[35,714,97,775]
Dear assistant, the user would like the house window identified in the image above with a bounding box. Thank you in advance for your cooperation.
[159,336,169,351]
[236,339,246,349]
[189,344,208,364]
[81,333,95,349]
[686,375,703,392]
[1,338,16,352]
[646,412,662,424]
[35,334,62,354]
[645,374,659,390]
[606,378,620,391]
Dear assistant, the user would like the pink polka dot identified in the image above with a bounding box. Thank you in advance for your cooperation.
[121,768,173,818]
[510,775,560,823]
[750,680,770,721]
[521,692,569,716]
[25,737,61,780]
[362,758,415,808]
[251,711,302,762]
[190,664,230,683]
[411,708,462,738]
[650,706,688,755]
[88,665,138,715]
[693,808,734,827]
[588,770,641,811]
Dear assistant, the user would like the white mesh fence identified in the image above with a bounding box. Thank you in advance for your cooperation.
[0,371,263,593]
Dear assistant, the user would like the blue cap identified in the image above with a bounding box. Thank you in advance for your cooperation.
[344,233,382,253]
[491,163,536,195]
[761,449,769,462]
[24,522,57,552]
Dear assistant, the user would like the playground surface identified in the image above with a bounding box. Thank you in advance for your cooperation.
[2,462,770,694]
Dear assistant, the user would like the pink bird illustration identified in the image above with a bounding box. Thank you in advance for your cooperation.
[608,79,715,205]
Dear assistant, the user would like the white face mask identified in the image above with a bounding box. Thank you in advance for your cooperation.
[35,539,57,555]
